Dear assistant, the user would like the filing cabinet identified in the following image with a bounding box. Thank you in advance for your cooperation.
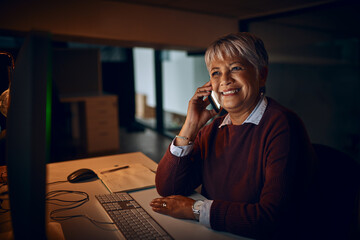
[61,94,119,154]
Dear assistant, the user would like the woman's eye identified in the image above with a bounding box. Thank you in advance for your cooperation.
[211,71,220,77]
[231,66,242,71]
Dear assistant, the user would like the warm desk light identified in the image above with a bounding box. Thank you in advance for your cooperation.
[0,51,14,118]
[0,88,9,118]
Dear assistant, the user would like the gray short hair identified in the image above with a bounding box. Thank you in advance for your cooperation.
[205,32,269,73]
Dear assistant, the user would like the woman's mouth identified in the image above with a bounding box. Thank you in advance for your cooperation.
[221,88,240,96]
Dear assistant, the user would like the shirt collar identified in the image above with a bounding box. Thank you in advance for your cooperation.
[218,95,268,128]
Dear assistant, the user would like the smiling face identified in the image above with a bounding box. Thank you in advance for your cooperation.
[209,55,266,119]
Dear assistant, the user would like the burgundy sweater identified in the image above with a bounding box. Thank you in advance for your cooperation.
[155,98,316,239]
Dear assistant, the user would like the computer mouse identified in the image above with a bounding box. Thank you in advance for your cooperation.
[67,168,98,183]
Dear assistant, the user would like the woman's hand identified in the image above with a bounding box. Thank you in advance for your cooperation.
[150,195,196,220]
[176,81,218,145]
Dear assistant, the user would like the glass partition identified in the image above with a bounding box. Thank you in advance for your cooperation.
[162,50,208,135]
[133,47,157,129]
[133,48,210,136]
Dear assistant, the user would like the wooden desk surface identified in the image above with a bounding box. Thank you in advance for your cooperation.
[47,152,157,183]
[1,152,245,240]
[46,152,159,240]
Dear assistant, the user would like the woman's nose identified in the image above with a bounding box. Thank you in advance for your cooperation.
[220,72,232,86]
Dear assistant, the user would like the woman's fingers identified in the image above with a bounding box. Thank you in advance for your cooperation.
[150,198,168,213]
[194,90,211,100]
[180,81,216,140]
[150,196,196,220]
[194,84,212,98]
[192,81,212,98]
[203,80,212,87]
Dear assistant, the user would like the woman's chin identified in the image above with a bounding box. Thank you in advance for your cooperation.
[222,101,243,112]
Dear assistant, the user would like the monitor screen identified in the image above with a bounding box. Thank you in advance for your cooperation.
[6,30,52,239]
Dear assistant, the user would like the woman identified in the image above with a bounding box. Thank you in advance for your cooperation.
[150,32,316,239]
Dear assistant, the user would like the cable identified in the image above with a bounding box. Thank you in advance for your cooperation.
[0,171,7,184]
[0,198,9,213]
[0,182,115,227]
[46,190,115,227]
[47,180,68,185]
[0,183,8,196]
[46,190,89,206]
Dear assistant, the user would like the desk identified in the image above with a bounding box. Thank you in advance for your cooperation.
[3,152,250,240]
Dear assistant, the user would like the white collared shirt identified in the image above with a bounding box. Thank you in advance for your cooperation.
[218,95,268,128]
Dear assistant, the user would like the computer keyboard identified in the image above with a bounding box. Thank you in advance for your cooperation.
[96,192,173,240]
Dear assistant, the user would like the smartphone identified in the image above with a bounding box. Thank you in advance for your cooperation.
[208,91,221,113]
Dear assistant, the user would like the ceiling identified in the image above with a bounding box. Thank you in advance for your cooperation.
[110,0,338,19]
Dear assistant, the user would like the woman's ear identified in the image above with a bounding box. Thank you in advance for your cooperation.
[259,67,268,86]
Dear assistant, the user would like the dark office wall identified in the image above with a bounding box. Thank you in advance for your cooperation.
[267,63,359,160]
[247,2,360,161]
[53,48,102,96]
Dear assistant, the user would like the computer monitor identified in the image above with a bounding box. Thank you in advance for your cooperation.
[6,30,52,239]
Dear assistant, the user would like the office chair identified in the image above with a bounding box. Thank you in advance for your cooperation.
[309,144,360,240]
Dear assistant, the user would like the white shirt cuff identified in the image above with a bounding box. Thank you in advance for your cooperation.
[170,138,194,157]
[199,200,213,228]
